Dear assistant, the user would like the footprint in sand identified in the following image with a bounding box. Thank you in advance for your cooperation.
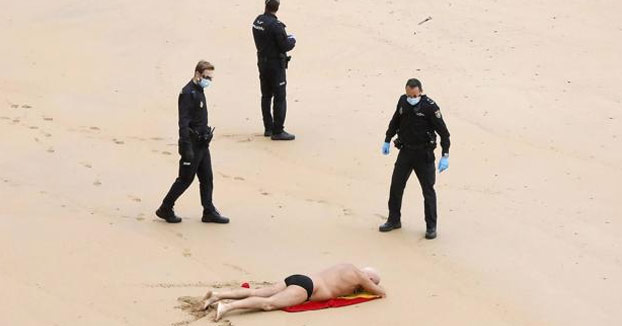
[21,105,32,109]
[42,117,53,121]
[221,133,255,143]
[174,296,210,324]
[47,147,55,153]
[10,104,19,109]
[90,126,100,131]
[29,126,39,129]
[128,195,142,203]
[80,162,92,168]
[93,180,102,186]
[233,176,245,181]
[183,249,192,258]
[261,191,270,196]
[161,151,172,155]
[113,138,125,145]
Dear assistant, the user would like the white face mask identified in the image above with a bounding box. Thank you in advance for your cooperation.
[406,96,420,106]
[199,78,212,88]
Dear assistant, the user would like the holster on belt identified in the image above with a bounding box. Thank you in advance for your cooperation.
[189,127,215,146]
[393,138,405,150]
[279,53,292,69]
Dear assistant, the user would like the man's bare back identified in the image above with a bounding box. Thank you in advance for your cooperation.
[309,263,385,301]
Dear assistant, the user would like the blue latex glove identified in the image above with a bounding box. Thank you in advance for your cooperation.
[438,156,449,173]
[382,142,390,155]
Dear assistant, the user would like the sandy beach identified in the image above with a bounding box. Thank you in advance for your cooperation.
[1,0,621,325]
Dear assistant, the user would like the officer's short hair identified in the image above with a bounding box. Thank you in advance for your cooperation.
[195,60,215,74]
[406,78,422,89]
[265,0,280,12]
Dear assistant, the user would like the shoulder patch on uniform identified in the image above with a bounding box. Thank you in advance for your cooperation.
[426,97,436,105]
[435,110,442,119]
[399,106,403,115]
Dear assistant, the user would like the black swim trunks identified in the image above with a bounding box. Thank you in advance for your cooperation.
[284,274,314,300]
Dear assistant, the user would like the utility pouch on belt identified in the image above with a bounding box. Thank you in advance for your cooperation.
[394,138,404,150]
[426,131,437,150]
[190,127,215,146]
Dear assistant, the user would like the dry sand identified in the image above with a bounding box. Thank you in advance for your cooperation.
[1,0,621,325]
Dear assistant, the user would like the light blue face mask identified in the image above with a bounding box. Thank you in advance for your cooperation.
[407,96,421,106]
[199,78,212,88]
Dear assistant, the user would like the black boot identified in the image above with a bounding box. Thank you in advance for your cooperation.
[379,220,401,232]
[264,129,273,137]
[156,206,182,224]
[271,131,295,141]
[425,227,437,240]
[202,209,230,224]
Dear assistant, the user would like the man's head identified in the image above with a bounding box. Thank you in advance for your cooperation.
[405,78,423,98]
[265,0,280,13]
[362,267,381,285]
[193,60,215,85]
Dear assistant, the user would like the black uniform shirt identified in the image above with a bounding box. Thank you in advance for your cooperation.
[385,95,451,155]
[178,80,208,144]
[252,12,296,59]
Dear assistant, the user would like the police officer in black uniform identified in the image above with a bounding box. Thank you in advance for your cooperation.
[380,79,450,239]
[252,0,297,141]
[156,61,229,224]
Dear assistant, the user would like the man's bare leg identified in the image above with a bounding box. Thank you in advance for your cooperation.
[202,282,286,310]
[215,286,307,321]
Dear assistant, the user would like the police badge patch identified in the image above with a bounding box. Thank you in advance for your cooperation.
[200,101,204,108]
[435,110,442,118]
[399,107,403,115]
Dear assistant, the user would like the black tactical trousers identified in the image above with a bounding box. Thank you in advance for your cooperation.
[388,148,437,229]
[259,60,287,134]
[162,142,215,214]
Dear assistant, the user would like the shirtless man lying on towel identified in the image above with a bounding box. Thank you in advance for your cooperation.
[200,263,385,321]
